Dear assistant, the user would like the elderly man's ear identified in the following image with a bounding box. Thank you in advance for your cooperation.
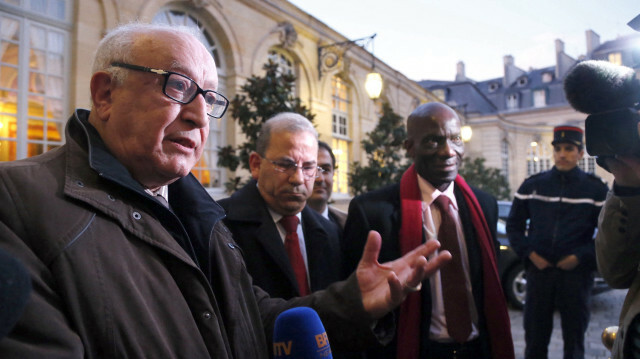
[90,71,114,122]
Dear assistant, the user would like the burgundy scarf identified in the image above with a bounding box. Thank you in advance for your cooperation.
[397,164,514,359]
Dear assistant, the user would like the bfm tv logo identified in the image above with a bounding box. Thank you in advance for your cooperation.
[273,331,332,357]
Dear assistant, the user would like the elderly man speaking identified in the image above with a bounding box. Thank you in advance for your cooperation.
[0,23,450,358]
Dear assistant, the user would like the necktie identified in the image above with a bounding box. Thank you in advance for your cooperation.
[279,215,310,296]
[433,195,472,343]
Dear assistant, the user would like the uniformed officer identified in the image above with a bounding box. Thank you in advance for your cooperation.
[506,125,609,359]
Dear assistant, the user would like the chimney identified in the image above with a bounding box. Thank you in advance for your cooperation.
[503,55,514,86]
[585,30,600,57]
[555,39,565,79]
[455,61,466,81]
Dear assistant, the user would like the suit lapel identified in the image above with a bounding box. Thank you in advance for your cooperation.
[301,207,335,292]
[224,182,300,291]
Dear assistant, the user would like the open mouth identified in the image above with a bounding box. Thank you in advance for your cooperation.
[168,137,196,150]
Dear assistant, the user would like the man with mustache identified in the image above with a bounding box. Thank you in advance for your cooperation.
[219,113,346,299]
[507,125,608,359]
[343,102,514,359]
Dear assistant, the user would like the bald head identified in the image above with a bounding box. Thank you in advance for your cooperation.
[405,102,464,191]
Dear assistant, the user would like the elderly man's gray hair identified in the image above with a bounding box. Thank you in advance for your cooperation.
[91,22,203,87]
[256,112,317,156]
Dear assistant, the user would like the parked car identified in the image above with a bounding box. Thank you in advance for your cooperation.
[495,201,609,310]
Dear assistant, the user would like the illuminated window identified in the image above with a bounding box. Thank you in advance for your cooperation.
[331,76,350,194]
[501,139,509,183]
[533,89,546,108]
[0,4,69,162]
[526,139,551,176]
[331,138,349,195]
[578,157,596,173]
[608,52,622,66]
[153,9,226,189]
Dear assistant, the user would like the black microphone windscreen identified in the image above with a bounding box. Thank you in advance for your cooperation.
[564,60,640,114]
[273,307,332,359]
[0,248,31,339]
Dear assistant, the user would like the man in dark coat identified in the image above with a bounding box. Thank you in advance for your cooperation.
[219,117,344,298]
[507,125,608,359]
[343,102,514,359]
[0,23,452,358]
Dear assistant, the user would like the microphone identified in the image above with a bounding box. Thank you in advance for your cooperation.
[0,248,31,339]
[273,307,333,359]
[564,60,640,114]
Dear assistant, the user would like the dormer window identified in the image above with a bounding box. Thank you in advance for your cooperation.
[517,76,528,87]
[488,82,500,93]
[506,93,519,110]
[541,72,553,83]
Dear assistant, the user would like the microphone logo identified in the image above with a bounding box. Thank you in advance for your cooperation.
[273,341,293,356]
[273,332,330,357]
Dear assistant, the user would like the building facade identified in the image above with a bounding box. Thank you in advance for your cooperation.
[0,0,436,201]
[421,30,640,196]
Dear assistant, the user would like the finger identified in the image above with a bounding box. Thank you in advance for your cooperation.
[403,250,451,289]
[360,230,383,266]
[408,239,442,259]
[388,272,404,304]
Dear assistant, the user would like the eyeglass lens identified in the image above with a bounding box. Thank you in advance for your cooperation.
[164,73,227,118]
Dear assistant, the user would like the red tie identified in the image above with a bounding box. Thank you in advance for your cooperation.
[279,215,310,296]
[434,195,472,343]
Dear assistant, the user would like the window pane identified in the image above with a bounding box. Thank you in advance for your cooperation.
[331,138,349,194]
[47,31,64,53]
[50,0,66,20]
[0,139,17,161]
[45,75,62,97]
[1,42,19,65]
[29,25,46,50]
[29,49,45,70]
[0,90,18,112]
[28,94,44,117]
[46,98,62,118]
[29,0,47,14]
[28,71,45,93]
[47,53,62,75]
[28,118,44,140]
[0,17,20,40]
[1,66,19,89]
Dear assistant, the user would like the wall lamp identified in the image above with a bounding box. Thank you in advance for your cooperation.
[317,33,383,100]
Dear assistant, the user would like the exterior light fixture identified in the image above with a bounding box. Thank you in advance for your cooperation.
[318,33,383,100]
[461,125,473,142]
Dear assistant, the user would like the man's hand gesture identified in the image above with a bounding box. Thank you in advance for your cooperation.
[356,231,451,319]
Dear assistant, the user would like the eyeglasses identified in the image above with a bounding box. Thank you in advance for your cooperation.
[110,62,229,119]
[266,158,326,180]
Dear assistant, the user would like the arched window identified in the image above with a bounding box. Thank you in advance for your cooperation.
[0,1,71,161]
[267,49,296,94]
[153,9,227,189]
[331,76,350,194]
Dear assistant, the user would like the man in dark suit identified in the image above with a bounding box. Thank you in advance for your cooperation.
[308,141,348,231]
[219,113,344,300]
[343,102,514,359]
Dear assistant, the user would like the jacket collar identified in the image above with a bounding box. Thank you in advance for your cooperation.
[67,109,225,224]
[551,165,581,181]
